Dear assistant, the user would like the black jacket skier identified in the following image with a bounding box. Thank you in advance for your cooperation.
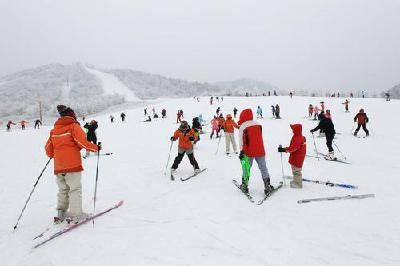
[310,115,336,158]
[84,121,98,144]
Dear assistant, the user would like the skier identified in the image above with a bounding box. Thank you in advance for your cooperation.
[176,110,183,123]
[350,92,354,98]
[144,108,147,116]
[342,99,350,112]
[223,114,239,155]
[34,119,42,129]
[120,112,126,122]
[237,109,273,194]
[308,104,313,117]
[275,104,281,119]
[271,105,275,118]
[110,115,114,123]
[310,111,336,160]
[385,92,390,101]
[278,124,306,188]
[233,107,238,118]
[217,114,225,137]
[325,109,332,120]
[170,121,200,174]
[353,109,369,136]
[210,96,213,105]
[83,120,98,157]
[256,106,263,119]
[192,117,202,144]
[320,101,325,112]
[153,113,159,119]
[289,92,293,98]
[198,114,205,125]
[161,109,167,118]
[216,96,219,102]
[313,105,320,120]
[152,107,156,116]
[221,96,224,101]
[216,107,221,116]
[6,120,16,131]
[210,116,218,139]
[20,120,28,130]
[45,105,100,223]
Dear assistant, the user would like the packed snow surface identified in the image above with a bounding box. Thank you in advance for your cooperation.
[85,67,140,102]
[1,96,399,266]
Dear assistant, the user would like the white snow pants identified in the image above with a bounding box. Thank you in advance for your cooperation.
[56,172,82,217]
[225,132,237,153]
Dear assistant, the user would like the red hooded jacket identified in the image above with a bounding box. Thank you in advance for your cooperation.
[238,109,265,157]
[284,124,306,168]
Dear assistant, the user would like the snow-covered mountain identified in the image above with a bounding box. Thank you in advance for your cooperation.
[0,63,277,120]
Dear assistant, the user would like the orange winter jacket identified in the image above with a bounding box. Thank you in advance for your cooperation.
[45,117,98,175]
[223,118,239,133]
[173,128,197,149]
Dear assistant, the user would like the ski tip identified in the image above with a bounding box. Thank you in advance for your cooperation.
[117,200,124,207]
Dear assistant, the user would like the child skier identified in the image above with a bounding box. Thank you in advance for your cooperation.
[313,105,320,120]
[192,117,202,144]
[278,124,306,188]
[162,109,167,118]
[354,109,369,136]
[275,104,281,119]
[20,120,27,130]
[6,121,16,131]
[34,119,42,129]
[308,104,313,117]
[310,112,336,160]
[170,121,200,174]
[342,99,350,112]
[210,116,218,139]
[233,107,238,118]
[271,105,275,117]
[45,105,100,223]
[256,106,263,119]
[238,109,273,195]
[120,112,126,122]
[223,114,239,155]
[83,120,98,157]
[217,114,225,137]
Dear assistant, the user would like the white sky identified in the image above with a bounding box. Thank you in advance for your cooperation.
[0,0,399,91]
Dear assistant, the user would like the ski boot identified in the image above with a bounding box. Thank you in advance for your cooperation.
[353,131,358,136]
[194,168,201,174]
[263,178,274,195]
[66,213,89,224]
[240,183,249,193]
[54,210,66,224]
[366,131,369,137]
[290,180,302,189]
[324,151,336,161]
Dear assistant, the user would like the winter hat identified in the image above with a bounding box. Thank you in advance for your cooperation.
[57,105,76,119]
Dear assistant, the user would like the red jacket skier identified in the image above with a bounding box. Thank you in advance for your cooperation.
[278,124,306,188]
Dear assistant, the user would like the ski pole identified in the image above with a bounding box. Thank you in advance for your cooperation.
[333,141,347,160]
[311,133,320,160]
[13,158,52,230]
[164,141,174,175]
[279,147,286,187]
[93,142,101,226]
[215,134,222,155]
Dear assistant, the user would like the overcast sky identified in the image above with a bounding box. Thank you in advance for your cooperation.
[0,0,399,91]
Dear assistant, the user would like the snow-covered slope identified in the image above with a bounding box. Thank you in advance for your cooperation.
[1,96,399,266]
[85,67,140,102]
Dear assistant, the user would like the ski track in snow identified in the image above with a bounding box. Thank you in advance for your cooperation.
[1,96,400,266]
[85,67,140,102]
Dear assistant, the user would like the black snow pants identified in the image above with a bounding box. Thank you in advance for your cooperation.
[355,124,369,135]
[326,133,335,152]
[171,149,199,170]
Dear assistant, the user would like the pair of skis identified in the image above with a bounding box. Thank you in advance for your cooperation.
[232,180,284,205]
[283,176,358,189]
[33,200,124,249]
[171,168,207,181]
[298,194,374,204]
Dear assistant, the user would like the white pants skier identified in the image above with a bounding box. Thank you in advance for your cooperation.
[225,132,238,154]
[56,172,83,218]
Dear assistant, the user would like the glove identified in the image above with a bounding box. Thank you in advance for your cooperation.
[97,142,102,151]
[278,146,285,153]
[170,136,175,141]
[239,150,245,160]
[310,129,315,133]
[189,136,195,141]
